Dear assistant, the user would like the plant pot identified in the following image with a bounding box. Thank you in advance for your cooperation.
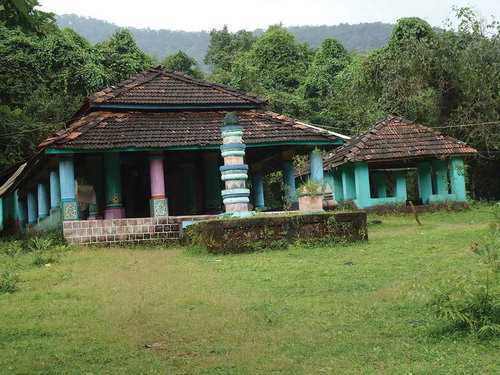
[298,192,324,211]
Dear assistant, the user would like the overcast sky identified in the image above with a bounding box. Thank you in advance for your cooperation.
[37,0,499,32]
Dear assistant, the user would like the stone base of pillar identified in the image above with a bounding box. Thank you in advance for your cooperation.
[61,200,79,221]
[219,210,256,219]
[150,198,168,217]
[225,202,250,212]
[104,207,125,220]
[254,205,267,211]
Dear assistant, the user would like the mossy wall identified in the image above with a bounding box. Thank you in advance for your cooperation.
[182,212,368,254]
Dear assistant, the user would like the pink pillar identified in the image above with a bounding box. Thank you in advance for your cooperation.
[150,158,165,198]
[149,152,168,217]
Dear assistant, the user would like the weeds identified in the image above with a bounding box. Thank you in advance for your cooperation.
[427,206,500,337]
[0,241,23,294]
[0,264,21,293]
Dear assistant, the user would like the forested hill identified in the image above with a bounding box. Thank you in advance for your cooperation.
[55,14,394,65]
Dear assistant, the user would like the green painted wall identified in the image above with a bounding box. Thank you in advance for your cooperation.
[449,157,467,202]
[332,169,344,203]
[417,162,432,204]
[393,171,407,200]
[354,162,371,209]
[341,164,356,201]
[26,209,62,236]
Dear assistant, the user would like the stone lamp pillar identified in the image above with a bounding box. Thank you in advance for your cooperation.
[219,113,255,218]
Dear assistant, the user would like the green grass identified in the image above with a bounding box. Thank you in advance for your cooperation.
[1,204,499,374]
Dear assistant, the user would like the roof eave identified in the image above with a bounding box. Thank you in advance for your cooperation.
[44,140,343,154]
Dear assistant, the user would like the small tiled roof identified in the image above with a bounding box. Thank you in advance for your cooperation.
[324,114,477,168]
[88,66,268,107]
[41,110,340,150]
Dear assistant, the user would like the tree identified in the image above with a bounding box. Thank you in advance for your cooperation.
[204,25,255,84]
[0,24,109,123]
[161,51,203,79]
[229,24,313,117]
[0,0,55,34]
[94,29,153,85]
[301,38,351,100]
[0,105,55,170]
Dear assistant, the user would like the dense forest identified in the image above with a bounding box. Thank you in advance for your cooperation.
[1,1,499,198]
[55,14,395,68]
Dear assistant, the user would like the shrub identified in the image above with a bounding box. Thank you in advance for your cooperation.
[0,242,23,294]
[427,207,500,337]
[26,237,69,266]
[0,264,21,294]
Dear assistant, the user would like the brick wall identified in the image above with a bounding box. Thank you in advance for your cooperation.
[63,215,217,246]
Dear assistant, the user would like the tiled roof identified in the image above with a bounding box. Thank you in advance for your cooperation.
[41,110,340,150]
[88,66,268,107]
[324,114,477,168]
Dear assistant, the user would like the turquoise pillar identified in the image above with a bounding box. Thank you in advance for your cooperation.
[49,168,61,210]
[324,171,334,191]
[282,159,298,210]
[18,196,27,231]
[250,171,266,211]
[393,171,407,200]
[37,181,49,219]
[203,152,222,214]
[88,155,104,220]
[354,162,371,209]
[104,153,124,219]
[59,155,79,221]
[432,159,449,196]
[449,157,467,201]
[27,190,37,225]
[417,161,432,204]
[310,149,324,182]
[341,163,356,201]
[181,162,197,215]
[14,191,19,220]
[332,168,344,203]
[372,172,387,198]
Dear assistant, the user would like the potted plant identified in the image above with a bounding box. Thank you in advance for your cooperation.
[297,178,324,211]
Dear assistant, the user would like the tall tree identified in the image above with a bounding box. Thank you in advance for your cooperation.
[94,29,153,85]
[162,51,203,78]
[0,0,55,34]
[204,25,255,84]
[229,24,313,117]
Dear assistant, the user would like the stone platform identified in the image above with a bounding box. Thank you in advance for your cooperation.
[63,215,217,245]
[182,211,368,254]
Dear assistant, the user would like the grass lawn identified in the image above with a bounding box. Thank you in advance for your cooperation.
[1,204,499,374]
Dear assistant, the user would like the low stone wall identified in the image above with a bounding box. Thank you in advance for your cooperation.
[182,212,368,254]
[63,215,217,245]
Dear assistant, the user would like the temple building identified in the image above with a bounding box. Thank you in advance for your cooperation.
[323,114,477,210]
[0,67,347,242]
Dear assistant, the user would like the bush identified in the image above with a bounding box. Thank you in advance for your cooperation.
[0,242,23,294]
[427,207,500,337]
[26,237,69,266]
[0,264,21,294]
